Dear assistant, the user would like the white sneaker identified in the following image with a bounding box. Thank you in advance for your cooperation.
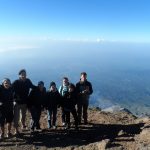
[62,122,66,126]
[53,126,56,129]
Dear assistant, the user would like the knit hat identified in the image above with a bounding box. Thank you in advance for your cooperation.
[50,81,56,87]
[38,81,44,86]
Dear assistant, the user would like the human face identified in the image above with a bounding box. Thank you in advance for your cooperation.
[19,72,26,81]
[80,74,87,82]
[50,85,56,91]
[63,79,68,86]
[68,87,74,92]
[39,84,44,91]
[3,80,11,89]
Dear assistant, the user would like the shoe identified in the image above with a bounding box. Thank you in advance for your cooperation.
[84,120,88,125]
[36,127,41,130]
[65,124,70,130]
[23,125,27,130]
[78,120,81,125]
[75,126,79,130]
[62,122,66,126]
[30,127,35,132]
[52,126,56,129]
[14,130,21,136]
[6,132,13,138]
[0,133,4,140]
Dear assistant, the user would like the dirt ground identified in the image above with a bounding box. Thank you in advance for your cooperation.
[0,108,150,150]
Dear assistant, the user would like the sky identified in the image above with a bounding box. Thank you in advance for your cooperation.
[0,0,150,50]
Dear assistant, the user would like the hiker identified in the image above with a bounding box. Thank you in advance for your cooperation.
[59,77,69,126]
[0,78,14,139]
[62,83,78,129]
[12,69,35,134]
[45,82,61,129]
[76,72,93,124]
[28,81,46,131]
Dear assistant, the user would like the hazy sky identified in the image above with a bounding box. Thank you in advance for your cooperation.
[0,0,150,51]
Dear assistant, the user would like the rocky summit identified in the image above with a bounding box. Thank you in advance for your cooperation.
[0,108,150,150]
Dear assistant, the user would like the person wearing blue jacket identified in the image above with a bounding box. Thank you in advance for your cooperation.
[0,78,14,139]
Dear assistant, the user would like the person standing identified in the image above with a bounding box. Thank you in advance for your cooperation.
[62,83,78,130]
[76,72,93,124]
[45,82,60,129]
[59,77,69,126]
[0,78,14,139]
[12,69,35,134]
[28,81,46,131]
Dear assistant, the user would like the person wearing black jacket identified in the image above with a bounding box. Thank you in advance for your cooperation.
[28,81,46,131]
[62,83,78,130]
[12,69,35,134]
[45,82,61,129]
[0,78,14,139]
[76,72,93,125]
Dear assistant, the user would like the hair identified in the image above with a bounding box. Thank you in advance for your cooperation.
[80,72,87,76]
[50,81,56,87]
[18,69,26,75]
[38,81,44,86]
[2,78,11,85]
[68,83,75,89]
[63,77,69,81]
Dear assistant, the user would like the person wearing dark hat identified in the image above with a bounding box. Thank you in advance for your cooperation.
[28,81,46,131]
[12,69,35,134]
[45,82,61,129]
[0,78,14,139]
[62,83,78,130]
[76,72,93,125]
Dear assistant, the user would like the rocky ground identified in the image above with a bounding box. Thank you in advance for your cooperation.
[0,108,150,150]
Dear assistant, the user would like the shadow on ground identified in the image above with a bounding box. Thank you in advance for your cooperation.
[0,122,144,148]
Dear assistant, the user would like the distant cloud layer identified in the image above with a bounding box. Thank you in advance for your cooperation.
[0,36,107,52]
